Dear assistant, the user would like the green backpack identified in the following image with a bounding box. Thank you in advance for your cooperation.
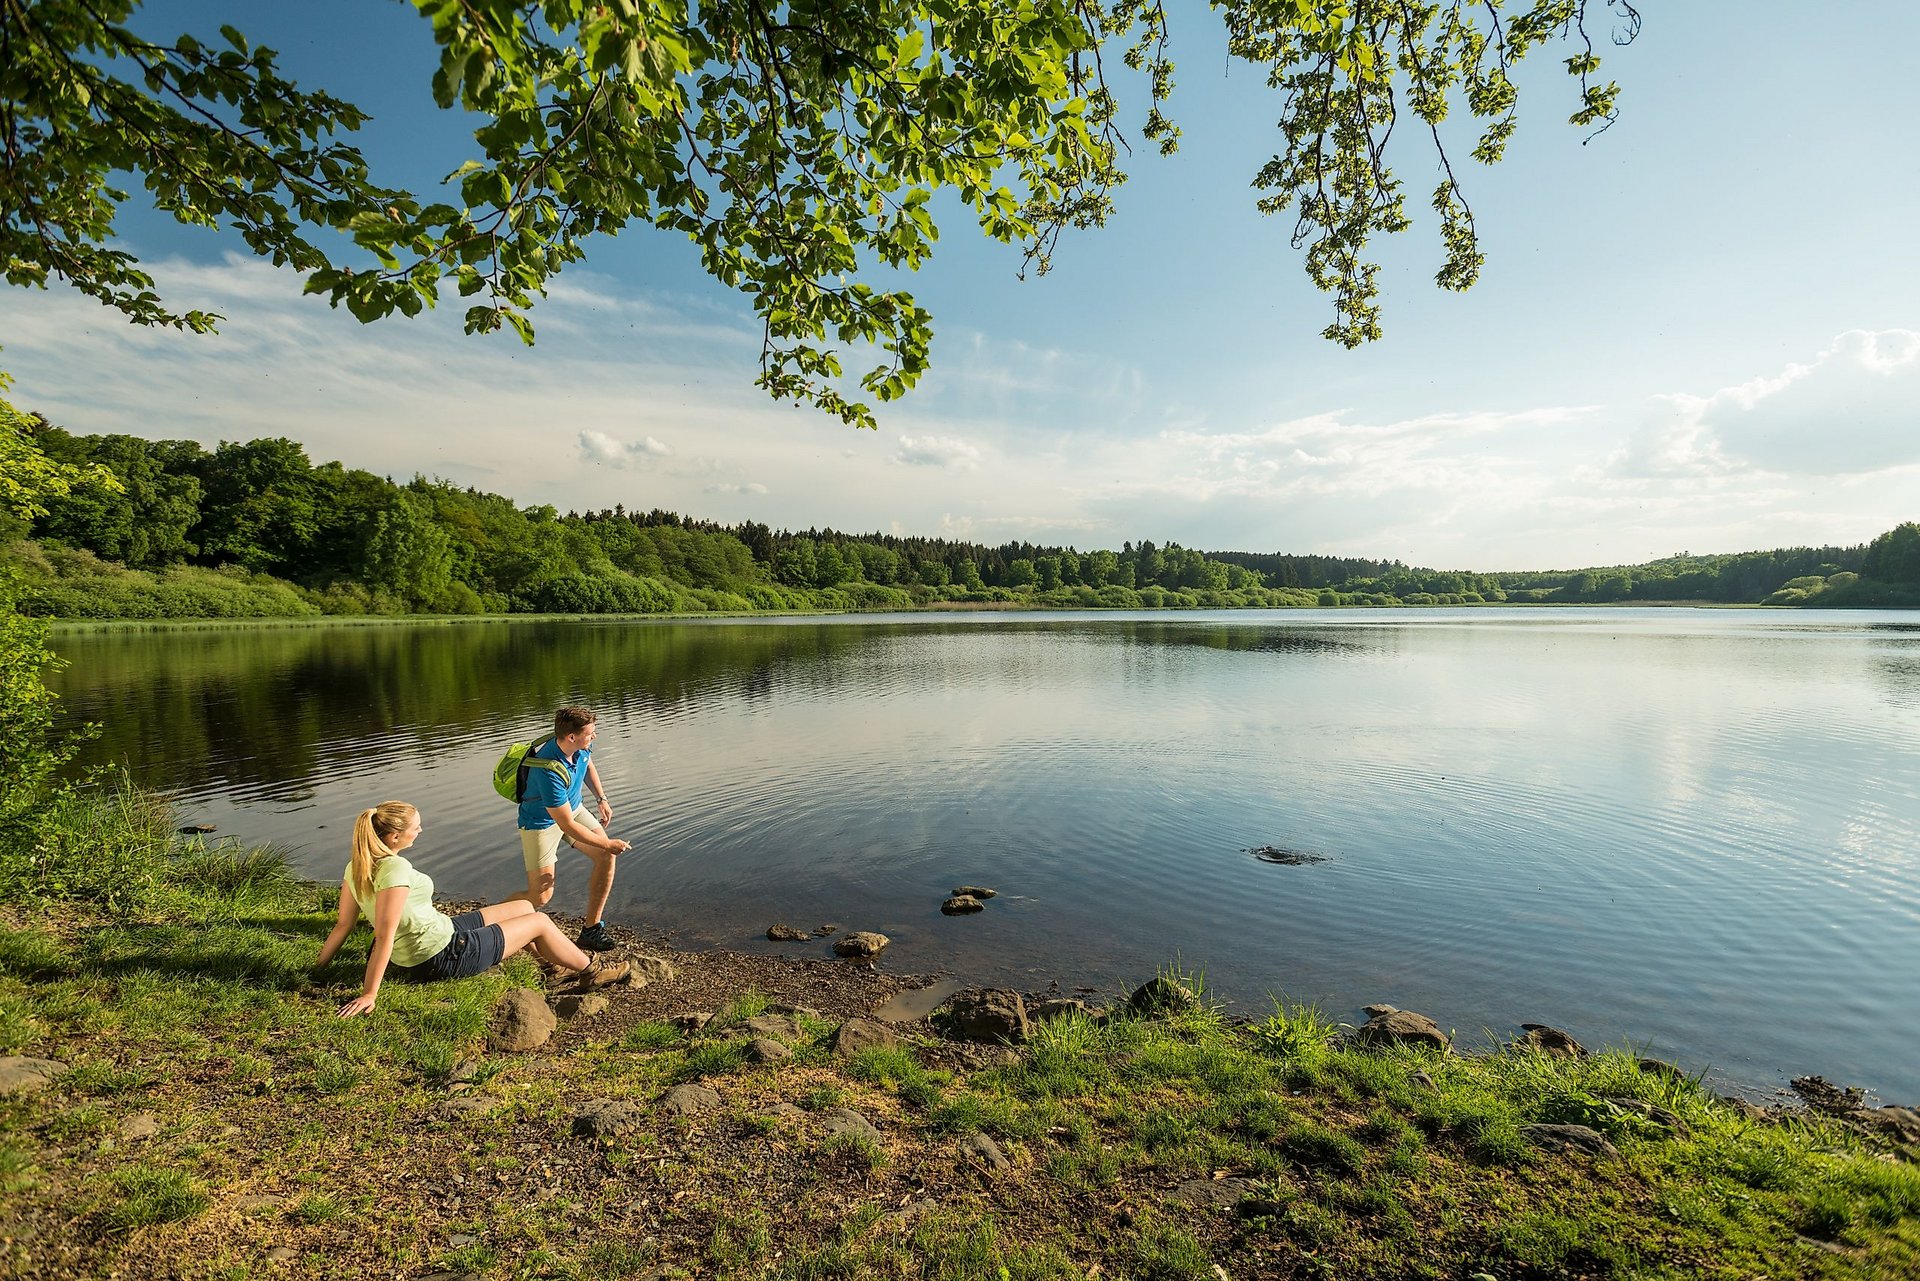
[492,734,574,803]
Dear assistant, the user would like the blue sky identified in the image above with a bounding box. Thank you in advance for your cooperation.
[4,1,1918,569]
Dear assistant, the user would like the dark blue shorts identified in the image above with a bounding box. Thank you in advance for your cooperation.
[396,911,507,982]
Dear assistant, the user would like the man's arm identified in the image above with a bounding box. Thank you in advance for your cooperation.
[585,759,612,824]
[548,803,629,855]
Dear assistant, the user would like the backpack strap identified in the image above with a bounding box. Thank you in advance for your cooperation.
[515,733,568,804]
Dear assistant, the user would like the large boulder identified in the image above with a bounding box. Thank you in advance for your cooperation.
[488,990,556,1052]
[943,989,1030,1043]
[833,931,890,958]
[1353,1005,1450,1052]
[0,1057,68,1096]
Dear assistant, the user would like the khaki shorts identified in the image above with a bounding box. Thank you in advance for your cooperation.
[519,806,605,875]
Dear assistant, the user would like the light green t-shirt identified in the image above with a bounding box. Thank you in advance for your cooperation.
[346,854,456,969]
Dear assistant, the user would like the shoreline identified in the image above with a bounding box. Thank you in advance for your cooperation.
[3,830,1918,1279]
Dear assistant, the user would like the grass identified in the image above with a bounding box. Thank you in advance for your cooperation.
[2,780,1917,1280]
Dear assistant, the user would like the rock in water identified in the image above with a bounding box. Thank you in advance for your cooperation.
[487,990,555,1052]
[940,895,984,915]
[1353,1006,1450,1052]
[833,931,889,958]
[943,989,1030,1043]
[766,924,810,942]
[950,886,998,899]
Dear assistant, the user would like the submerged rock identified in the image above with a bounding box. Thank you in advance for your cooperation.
[832,931,889,958]
[766,924,811,942]
[950,886,998,899]
[940,895,984,915]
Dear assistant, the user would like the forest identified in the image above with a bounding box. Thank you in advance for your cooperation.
[12,424,1920,619]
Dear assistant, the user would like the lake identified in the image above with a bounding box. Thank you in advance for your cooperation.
[49,608,1920,1100]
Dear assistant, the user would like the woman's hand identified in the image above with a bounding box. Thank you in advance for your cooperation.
[338,993,378,1018]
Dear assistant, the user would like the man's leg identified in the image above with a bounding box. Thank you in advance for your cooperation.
[568,807,618,949]
[512,827,560,908]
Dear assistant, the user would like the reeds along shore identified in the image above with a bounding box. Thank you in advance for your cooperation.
[2,780,1918,1280]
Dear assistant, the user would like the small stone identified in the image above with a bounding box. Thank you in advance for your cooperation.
[885,1198,939,1227]
[943,989,1029,1043]
[265,1246,297,1262]
[662,1083,721,1116]
[747,1038,792,1064]
[552,993,611,1020]
[447,1232,479,1248]
[1167,1176,1262,1210]
[948,1042,1022,1070]
[830,1018,902,1056]
[1520,1123,1621,1160]
[761,1102,809,1123]
[951,886,998,899]
[178,822,217,834]
[767,1003,820,1020]
[1517,1024,1586,1058]
[119,1112,161,1140]
[1722,1096,1771,1124]
[820,1107,882,1144]
[0,1056,68,1096]
[1638,1057,1686,1080]
[766,925,811,942]
[488,989,556,1052]
[236,1195,283,1214]
[448,1059,485,1083]
[940,895,985,915]
[440,1097,498,1121]
[744,1014,805,1042]
[670,1012,712,1033]
[574,1099,648,1139]
[1408,1071,1438,1092]
[960,1132,1008,1172]
[1354,1007,1450,1052]
[629,954,678,985]
[1127,977,1199,1017]
[833,931,889,958]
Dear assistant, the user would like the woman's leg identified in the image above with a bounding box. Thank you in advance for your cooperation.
[477,899,536,926]
[496,913,591,972]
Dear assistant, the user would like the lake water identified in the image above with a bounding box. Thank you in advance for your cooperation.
[49,608,1920,1100]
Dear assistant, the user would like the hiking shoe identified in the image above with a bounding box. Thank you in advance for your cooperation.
[576,921,615,952]
[571,956,630,990]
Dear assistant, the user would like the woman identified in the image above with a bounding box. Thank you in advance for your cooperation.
[315,800,628,1017]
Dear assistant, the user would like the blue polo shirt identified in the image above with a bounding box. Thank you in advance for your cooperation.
[517,739,590,830]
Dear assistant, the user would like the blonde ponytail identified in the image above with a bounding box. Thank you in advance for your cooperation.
[349,801,416,902]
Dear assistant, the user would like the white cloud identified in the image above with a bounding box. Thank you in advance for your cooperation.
[895,433,982,469]
[1613,329,1920,478]
[578,429,672,466]
[705,481,769,495]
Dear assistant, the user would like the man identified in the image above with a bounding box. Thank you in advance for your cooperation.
[515,706,630,951]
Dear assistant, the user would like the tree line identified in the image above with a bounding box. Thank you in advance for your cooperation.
[11,422,1920,619]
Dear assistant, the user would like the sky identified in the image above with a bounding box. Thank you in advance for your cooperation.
[3,1,1918,571]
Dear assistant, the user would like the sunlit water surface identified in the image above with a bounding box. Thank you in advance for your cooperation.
[52,609,1920,1099]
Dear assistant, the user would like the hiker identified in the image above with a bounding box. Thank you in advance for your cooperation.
[511,706,630,952]
[315,800,627,1017]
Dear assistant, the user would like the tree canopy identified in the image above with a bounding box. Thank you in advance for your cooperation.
[3,0,1640,426]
